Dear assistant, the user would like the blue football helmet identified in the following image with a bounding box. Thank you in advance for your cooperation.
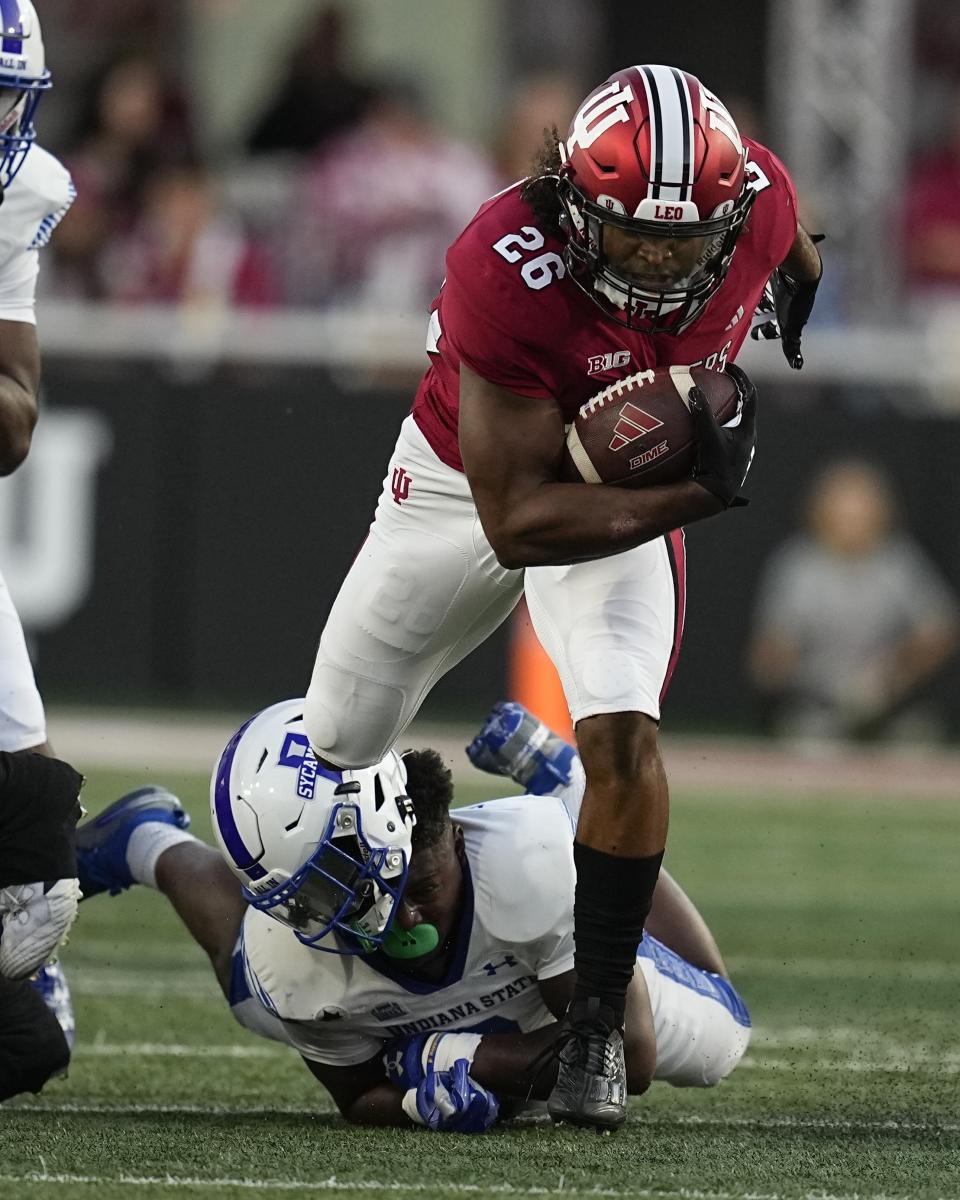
[0,0,50,190]
[211,699,416,954]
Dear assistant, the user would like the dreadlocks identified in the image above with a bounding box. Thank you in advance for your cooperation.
[520,127,565,233]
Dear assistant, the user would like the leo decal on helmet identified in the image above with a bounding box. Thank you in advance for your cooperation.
[558,65,755,334]
[0,0,50,189]
[210,699,416,955]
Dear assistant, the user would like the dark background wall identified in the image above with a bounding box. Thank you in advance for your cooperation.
[24,359,960,735]
[597,2,770,128]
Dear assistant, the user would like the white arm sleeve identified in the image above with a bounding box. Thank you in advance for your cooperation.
[0,247,39,325]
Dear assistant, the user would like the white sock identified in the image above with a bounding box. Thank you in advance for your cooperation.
[125,822,198,889]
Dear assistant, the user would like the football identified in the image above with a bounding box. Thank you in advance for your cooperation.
[560,364,742,488]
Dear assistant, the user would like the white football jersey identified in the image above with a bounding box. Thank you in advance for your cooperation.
[237,792,752,1087]
[0,144,74,322]
[240,795,577,1067]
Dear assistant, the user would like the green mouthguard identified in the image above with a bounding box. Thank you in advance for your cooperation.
[381,922,441,960]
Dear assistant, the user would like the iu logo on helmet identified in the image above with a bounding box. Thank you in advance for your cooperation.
[567,79,634,153]
[391,466,412,505]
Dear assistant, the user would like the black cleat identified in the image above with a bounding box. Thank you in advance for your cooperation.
[547,998,627,1131]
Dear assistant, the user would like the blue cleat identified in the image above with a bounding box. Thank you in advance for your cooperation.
[466,701,576,795]
[76,786,189,899]
[32,960,75,1054]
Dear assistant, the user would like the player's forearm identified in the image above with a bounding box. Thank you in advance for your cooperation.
[469,1024,559,1099]
[481,478,720,569]
[341,1080,412,1127]
[780,224,822,283]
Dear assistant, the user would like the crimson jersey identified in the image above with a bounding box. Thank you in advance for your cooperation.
[412,138,797,471]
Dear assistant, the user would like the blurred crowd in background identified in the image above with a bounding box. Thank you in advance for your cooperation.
[16,0,960,746]
[31,1,960,325]
[39,4,585,313]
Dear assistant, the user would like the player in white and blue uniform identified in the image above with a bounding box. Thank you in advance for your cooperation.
[75,699,751,1131]
[0,0,87,1104]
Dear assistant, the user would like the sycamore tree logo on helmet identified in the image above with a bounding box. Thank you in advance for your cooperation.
[566,79,634,154]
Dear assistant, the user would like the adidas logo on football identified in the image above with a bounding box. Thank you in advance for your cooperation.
[608,401,664,451]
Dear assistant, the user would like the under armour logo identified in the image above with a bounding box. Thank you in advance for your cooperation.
[391,466,412,505]
[482,955,518,977]
[383,1050,404,1075]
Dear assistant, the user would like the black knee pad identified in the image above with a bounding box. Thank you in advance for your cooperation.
[0,751,84,884]
[0,975,70,1101]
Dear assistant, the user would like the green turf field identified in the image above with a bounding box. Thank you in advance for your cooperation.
[4,766,958,1200]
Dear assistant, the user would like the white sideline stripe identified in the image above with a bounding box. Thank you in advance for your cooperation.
[740,1055,960,1075]
[727,956,960,981]
[74,1041,285,1059]
[67,1037,960,1074]
[755,1025,959,1055]
[0,1175,942,1200]
[18,1105,960,1135]
[94,955,958,990]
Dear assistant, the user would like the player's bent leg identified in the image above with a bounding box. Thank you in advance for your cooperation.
[306,416,522,767]
[0,973,70,1101]
[524,538,681,1129]
[0,752,83,980]
[154,842,246,994]
[0,571,49,756]
[638,937,751,1087]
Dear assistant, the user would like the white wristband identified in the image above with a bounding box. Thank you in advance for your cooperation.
[420,1031,484,1076]
[401,1087,426,1126]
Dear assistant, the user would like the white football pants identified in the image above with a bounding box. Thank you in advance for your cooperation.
[305,416,684,767]
[0,569,45,750]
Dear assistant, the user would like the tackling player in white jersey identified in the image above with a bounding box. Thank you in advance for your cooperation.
[75,700,750,1131]
[0,0,88,1104]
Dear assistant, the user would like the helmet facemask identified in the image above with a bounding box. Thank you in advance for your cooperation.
[0,0,51,189]
[558,174,755,334]
[248,790,410,952]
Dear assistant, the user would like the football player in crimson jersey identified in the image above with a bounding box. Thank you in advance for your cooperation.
[303,65,823,1129]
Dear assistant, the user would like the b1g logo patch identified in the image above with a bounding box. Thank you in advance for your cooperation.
[608,402,664,452]
[587,350,632,376]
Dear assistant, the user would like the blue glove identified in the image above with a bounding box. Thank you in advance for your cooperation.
[384,1030,483,1090]
[383,1032,432,1089]
[402,1058,499,1133]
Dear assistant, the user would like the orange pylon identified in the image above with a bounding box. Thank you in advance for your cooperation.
[508,598,574,743]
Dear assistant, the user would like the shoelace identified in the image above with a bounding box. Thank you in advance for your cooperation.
[524,1019,618,1102]
[0,885,32,916]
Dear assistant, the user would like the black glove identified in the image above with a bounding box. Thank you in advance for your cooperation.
[689,363,757,509]
[751,234,824,370]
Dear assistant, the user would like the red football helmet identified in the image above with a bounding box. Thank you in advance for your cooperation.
[558,65,754,334]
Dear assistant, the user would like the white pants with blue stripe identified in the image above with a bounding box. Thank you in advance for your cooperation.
[638,934,751,1087]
